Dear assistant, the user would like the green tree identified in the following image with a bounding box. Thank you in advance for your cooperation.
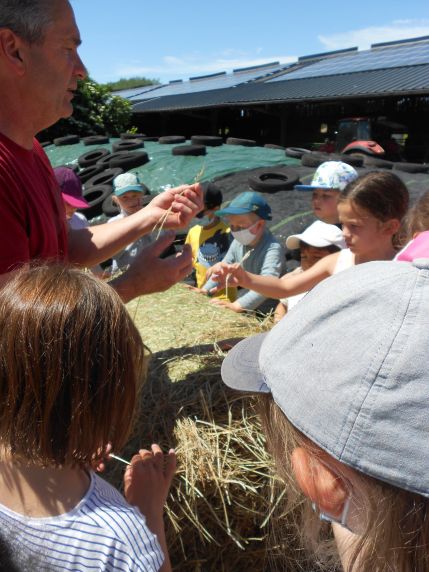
[39,78,132,141]
[105,76,159,91]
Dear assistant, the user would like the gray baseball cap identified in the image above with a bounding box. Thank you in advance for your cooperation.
[221,259,429,498]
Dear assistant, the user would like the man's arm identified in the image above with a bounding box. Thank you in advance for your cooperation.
[68,184,203,267]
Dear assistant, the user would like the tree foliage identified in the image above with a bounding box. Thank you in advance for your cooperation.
[39,78,133,141]
[104,76,159,91]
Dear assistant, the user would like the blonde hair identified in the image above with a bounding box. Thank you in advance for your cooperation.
[0,264,147,467]
[258,394,429,572]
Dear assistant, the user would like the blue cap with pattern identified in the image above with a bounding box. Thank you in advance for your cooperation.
[295,161,358,192]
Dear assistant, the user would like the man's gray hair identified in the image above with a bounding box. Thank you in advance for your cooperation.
[0,0,58,44]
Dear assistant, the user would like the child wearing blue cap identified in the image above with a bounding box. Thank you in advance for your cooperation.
[201,191,284,313]
[295,161,358,225]
[108,173,157,274]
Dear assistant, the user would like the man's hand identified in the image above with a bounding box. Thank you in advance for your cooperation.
[145,183,203,230]
[111,232,193,303]
[210,299,244,313]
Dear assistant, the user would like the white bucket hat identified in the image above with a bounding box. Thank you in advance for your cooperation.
[286,220,346,250]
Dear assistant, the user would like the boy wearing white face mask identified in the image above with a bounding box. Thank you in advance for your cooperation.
[202,191,284,313]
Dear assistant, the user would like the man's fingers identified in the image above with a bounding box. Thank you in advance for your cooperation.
[147,231,176,256]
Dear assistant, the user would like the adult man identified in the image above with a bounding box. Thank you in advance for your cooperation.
[0,0,203,301]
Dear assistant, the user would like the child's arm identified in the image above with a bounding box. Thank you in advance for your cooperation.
[212,252,338,299]
[124,445,176,572]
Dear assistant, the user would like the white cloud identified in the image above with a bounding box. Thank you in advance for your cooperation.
[319,19,429,51]
[115,51,297,82]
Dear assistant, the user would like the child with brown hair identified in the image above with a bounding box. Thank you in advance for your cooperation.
[0,265,174,571]
[212,171,409,300]
[222,259,429,572]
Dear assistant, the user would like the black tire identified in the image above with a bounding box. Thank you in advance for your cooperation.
[158,135,186,144]
[330,153,364,168]
[109,151,150,170]
[141,136,159,142]
[84,168,123,189]
[285,147,311,159]
[96,150,149,170]
[102,194,120,217]
[191,135,223,147]
[78,164,105,184]
[301,152,330,168]
[363,156,393,169]
[172,144,206,156]
[82,185,112,219]
[78,148,111,168]
[120,132,146,140]
[226,137,256,147]
[53,135,80,146]
[264,144,285,150]
[248,169,299,193]
[393,162,429,174]
[82,135,110,146]
[112,139,144,152]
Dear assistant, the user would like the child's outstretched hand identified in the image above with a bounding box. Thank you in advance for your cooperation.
[209,262,248,292]
[124,444,176,519]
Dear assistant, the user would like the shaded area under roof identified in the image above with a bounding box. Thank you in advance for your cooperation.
[132,64,429,113]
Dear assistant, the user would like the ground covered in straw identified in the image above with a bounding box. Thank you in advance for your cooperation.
[104,285,316,571]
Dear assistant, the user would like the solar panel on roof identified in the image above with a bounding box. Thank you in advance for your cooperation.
[127,62,292,101]
[268,39,429,81]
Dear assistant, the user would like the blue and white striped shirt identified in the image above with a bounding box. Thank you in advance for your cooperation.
[0,471,164,571]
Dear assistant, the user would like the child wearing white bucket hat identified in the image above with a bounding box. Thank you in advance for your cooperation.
[222,258,429,571]
[274,221,345,321]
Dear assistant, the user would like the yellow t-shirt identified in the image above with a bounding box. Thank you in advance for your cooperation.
[185,220,236,301]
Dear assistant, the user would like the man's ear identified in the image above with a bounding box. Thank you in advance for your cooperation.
[291,447,348,518]
[0,29,26,75]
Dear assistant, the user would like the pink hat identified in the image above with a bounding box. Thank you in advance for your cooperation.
[54,166,89,209]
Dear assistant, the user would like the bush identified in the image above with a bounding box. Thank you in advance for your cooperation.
[39,78,132,141]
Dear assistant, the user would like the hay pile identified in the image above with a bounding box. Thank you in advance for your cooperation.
[105,285,312,571]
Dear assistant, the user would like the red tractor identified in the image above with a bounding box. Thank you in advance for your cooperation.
[319,117,406,161]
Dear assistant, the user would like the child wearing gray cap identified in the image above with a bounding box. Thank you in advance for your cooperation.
[222,258,429,572]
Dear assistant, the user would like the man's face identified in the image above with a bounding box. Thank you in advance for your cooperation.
[22,0,86,130]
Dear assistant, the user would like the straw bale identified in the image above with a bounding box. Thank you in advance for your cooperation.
[104,285,316,571]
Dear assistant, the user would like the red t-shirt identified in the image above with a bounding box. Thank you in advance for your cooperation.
[0,133,68,274]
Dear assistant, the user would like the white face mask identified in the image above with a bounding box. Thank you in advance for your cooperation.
[231,221,259,245]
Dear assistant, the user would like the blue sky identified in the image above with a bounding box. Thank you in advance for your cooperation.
[71,0,429,84]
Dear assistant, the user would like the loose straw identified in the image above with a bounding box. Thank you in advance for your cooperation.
[152,164,205,240]
[110,453,131,466]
